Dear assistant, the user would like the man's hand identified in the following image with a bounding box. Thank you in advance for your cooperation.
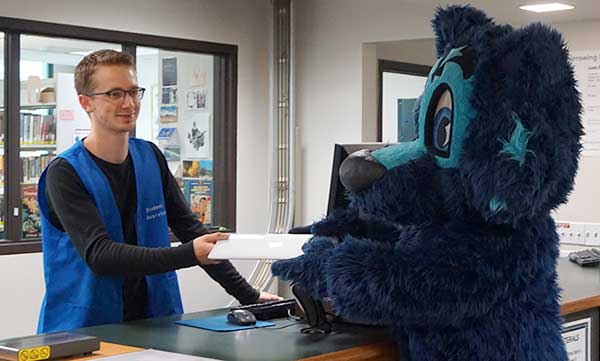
[256,291,284,303]
[193,232,229,265]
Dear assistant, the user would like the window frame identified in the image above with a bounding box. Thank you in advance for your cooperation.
[0,16,238,255]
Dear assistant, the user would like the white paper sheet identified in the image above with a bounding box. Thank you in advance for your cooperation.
[95,349,223,361]
[208,233,310,260]
[572,50,600,157]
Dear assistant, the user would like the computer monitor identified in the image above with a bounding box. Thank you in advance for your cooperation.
[326,143,385,215]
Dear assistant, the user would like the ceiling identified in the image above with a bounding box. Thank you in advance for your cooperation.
[411,0,600,27]
[364,0,599,51]
[2,1,599,55]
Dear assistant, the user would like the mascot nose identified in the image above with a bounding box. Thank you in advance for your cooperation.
[339,149,387,193]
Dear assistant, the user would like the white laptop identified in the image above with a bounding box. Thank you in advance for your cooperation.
[208,233,312,260]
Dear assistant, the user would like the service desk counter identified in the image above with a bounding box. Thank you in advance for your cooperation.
[74,309,395,361]
[67,258,599,361]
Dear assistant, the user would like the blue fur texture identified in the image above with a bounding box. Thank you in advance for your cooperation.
[273,5,582,361]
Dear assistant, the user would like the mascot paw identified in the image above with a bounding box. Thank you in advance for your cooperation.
[311,208,360,237]
[272,236,336,299]
[271,255,307,280]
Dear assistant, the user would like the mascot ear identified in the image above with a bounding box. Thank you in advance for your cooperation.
[460,22,583,225]
[432,5,495,57]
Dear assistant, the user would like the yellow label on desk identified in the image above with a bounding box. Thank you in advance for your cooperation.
[18,345,50,361]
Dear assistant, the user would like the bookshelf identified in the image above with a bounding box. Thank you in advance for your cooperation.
[0,103,56,112]
[20,103,56,110]
[17,97,57,240]
[0,105,53,238]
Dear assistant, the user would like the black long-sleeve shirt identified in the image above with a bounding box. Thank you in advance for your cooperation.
[44,141,259,321]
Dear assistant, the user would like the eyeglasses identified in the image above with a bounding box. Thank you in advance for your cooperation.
[85,87,146,102]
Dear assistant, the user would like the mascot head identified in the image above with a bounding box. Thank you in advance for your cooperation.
[341,5,583,227]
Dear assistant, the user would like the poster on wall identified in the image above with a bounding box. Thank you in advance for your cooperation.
[163,146,181,161]
[72,128,91,144]
[161,86,177,104]
[397,98,418,142]
[182,159,212,178]
[182,160,200,178]
[571,50,600,157]
[186,88,207,110]
[183,178,213,226]
[162,57,178,86]
[156,127,176,140]
[182,113,210,159]
[562,318,591,361]
[199,160,212,178]
[190,68,208,87]
[159,105,178,123]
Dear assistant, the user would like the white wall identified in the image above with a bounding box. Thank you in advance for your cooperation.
[294,0,439,225]
[294,0,600,225]
[0,0,272,339]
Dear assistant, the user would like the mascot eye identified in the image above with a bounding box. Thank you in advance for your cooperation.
[434,109,452,149]
[432,89,453,153]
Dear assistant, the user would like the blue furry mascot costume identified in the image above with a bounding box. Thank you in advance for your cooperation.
[272,5,583,361]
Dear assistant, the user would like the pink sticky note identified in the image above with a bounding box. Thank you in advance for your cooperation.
[59,109,75,120]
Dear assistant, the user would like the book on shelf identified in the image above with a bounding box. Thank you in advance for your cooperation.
[0,155,4,186]
[20,114,57,145]
[22,154,56,183]
[22,184,41,239]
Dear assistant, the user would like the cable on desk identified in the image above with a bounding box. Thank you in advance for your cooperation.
[261,317,304,331]
[287,308,303,321]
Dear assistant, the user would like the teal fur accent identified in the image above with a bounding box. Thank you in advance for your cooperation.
[489,197,507,214]
[419,54,476,169]
[372,140,425,169]
[429,46,467,83]
[499,113,534,166]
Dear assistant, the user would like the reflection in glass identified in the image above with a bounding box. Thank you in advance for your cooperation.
[19,35,119,240]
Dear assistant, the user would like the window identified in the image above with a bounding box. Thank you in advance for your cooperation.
[0,17,237,254]
[1,33,5,239]
[136,47,216,226]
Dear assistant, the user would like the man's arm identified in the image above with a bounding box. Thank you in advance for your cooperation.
[149,143,263,304]
[45,159,199,276]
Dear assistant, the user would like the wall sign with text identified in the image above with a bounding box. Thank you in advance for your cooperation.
[562,317,591,361]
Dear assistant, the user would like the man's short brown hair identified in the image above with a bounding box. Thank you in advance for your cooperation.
[74,49,135,95]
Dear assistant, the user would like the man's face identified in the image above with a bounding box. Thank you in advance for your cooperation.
[79,64,140,134]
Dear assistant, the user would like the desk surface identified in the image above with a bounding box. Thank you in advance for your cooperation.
[75,309,393,361]
[70,258,598,361]
[559,257,600,315]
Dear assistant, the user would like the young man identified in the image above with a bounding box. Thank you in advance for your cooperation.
[37,50,280,333]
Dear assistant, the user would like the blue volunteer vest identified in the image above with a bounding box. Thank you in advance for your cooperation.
[37,138,183,333]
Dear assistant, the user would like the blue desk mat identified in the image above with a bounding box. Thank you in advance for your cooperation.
[176,315,275,332]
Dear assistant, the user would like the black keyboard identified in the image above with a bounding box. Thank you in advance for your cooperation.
[569,248,600,267]
[230,299,298,321]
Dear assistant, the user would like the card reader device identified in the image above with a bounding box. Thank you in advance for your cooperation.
[0,332,100,361]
